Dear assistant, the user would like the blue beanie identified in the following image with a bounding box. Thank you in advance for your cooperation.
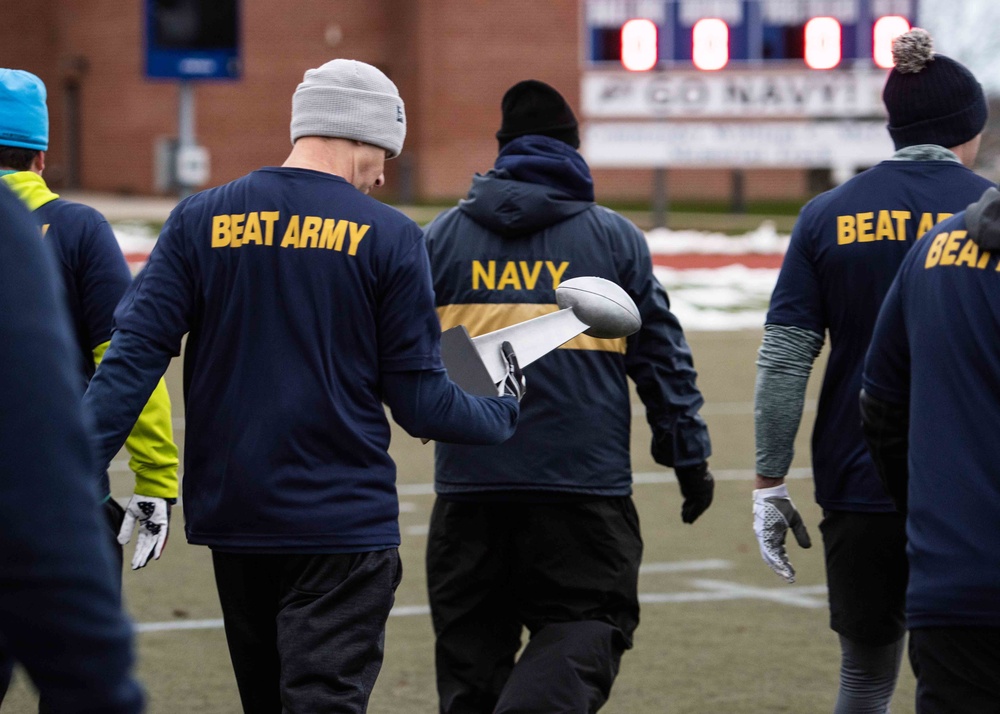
[0,69,48,151]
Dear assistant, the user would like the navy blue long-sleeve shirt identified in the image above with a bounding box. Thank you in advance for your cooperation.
[0,184,142,713]
[84,167,517,552]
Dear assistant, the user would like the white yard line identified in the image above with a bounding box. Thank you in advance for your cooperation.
[685,579,828,608]
[639,583,827,607]
[639,559,732,574]
[135,561,825,634]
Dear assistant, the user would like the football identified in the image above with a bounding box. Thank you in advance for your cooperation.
[555,276,642,339]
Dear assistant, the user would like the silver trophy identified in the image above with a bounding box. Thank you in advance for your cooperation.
[441,276,642,396]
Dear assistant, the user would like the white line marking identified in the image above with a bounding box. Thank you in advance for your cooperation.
[135,577,827,633]
[398,483,436,496]
[136,618,224,633]
[404,524,430,536]
[390,605,431,617]
[639,559,732,574]
[686,579,828,608]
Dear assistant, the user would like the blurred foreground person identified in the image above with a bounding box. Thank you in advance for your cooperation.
[752,29,992,712]
[862,186,1000,712]
[424,79,713,713]
[0,67,179,573]
[0,183,142,713]
[82,60,521,714]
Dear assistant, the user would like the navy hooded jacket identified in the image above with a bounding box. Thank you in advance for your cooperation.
[424,136,711,496]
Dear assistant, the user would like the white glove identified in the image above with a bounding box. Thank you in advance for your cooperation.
[752,484,812,583]
[117,495,172,570]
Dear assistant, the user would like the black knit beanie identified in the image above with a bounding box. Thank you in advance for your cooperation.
[496,80,580,150]
[882,28,987,150]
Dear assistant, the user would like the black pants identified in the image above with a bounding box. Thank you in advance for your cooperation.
[104,497,126,576]
[212,549,402,714]
[910,627,1000,713]
[427,497,642,714]
[820,510,908,645]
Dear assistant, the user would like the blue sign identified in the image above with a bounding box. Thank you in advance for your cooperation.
[145,0,240,80]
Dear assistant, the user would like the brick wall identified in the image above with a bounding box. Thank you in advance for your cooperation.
[1,0,809,203]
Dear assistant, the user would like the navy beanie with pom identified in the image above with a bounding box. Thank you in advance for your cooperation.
[882,28,987,150]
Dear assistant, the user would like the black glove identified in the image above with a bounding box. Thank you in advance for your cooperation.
[499,341,526,402]
[674,462,714,524]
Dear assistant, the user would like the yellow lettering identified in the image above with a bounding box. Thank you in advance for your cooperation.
[212,214,232,248]
[472,260,495,290]
[937,213,953,224]
[301,215,322,248]
[519,261,543,290]
[497,262,523,290]
[954,238,979,268]
[837,215,856,245]
[917,212,936,239]
[891,211,910,240]
[242,212,263,245]
[319,219,348,250]
[260,211,279,246]
[924,232,949,268]
[347,222,370,256]
[857,212,874,243]
[230,213,245,248]
[40,224,50,237]
[875,210,895,241]
[979,250,992,269]
[546,261,569,289]
[280,215,301,248]
[939,230,965,266]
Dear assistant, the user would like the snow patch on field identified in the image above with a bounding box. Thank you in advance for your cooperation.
[645,220,789,255]
[656,265,776,331]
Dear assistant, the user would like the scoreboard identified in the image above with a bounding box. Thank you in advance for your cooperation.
[580,0,919,178]
[584,0,918,70]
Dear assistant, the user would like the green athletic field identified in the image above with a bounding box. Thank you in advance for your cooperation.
[4,329,918,713]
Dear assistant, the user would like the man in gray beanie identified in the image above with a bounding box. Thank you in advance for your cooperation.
[752,29,993,713]
[82,58,524,713]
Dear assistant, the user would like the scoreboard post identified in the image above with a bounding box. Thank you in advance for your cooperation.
[145,0,241,197]
[580,0,919,218]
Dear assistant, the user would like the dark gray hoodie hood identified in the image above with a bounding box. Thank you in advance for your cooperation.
[459,169,594,238]
[965,186,1000,250]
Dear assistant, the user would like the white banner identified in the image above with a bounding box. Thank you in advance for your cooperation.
[582,120,893,172]
[582,69,889,119]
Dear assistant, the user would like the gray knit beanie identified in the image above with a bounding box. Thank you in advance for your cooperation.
[290,59,406,158]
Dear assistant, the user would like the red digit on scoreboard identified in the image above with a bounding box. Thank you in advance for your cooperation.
[692,18,729,71]
[804,16,841,69]
[621,18,658,71]
[873,15,911,68]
